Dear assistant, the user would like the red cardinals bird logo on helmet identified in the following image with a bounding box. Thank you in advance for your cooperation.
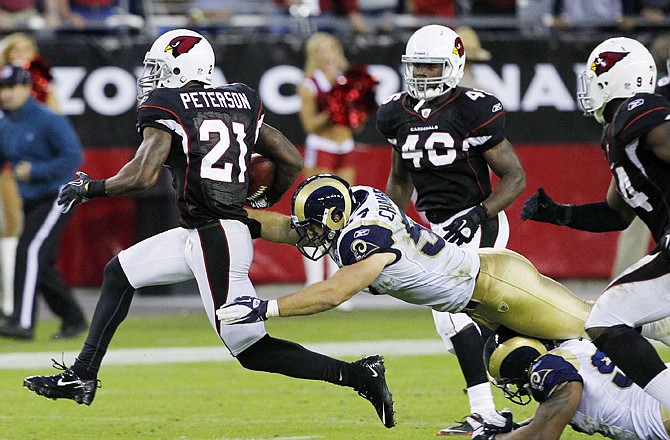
[453,36,464,58]
[165,36,202,58]
[591,51,629,76]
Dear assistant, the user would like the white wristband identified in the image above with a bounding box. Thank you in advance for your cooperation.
[266,299,280,318]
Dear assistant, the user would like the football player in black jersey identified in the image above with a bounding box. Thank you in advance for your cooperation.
[21,29,396,429]
[377,25,527,435]
[521,37,670,409]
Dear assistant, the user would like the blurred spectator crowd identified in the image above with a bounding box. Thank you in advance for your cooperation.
[1,0,670,37]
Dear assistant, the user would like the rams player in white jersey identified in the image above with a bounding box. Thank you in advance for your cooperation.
[483,333,670,440]
[219,173,670,345]
[218,174,584,336]
[219,174,670,430]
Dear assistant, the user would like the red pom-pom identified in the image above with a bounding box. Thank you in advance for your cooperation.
[317,65,379,129]
[247,154,277,199]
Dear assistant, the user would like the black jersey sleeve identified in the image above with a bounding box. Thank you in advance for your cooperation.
[137,88,181,134]
[610,93,670,147]
[375,92,406,142]
[528,353,583,403]
[456,88,506,153]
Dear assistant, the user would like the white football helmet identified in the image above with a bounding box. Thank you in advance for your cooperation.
[578,37,657,125]
[402,25,466,101]
[137,28,214,100]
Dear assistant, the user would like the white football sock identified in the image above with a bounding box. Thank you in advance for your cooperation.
[467,382,497,418]
[644,368,670,408]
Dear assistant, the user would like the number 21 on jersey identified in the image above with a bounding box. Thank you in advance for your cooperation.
[199,118,251,184]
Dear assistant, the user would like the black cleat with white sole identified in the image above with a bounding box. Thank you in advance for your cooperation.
[354,355,396,428]
[23,359,100,405]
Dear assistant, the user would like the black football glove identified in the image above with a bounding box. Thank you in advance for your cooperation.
[520,188,572,225]
[58,171,91,213]
[443,204,489,245]
[245,187,282,209]
[471,409,516,439]
[246,192,272,209]
[216,296,269,324]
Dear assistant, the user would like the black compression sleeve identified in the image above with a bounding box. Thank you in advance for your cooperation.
[565,201,629,232]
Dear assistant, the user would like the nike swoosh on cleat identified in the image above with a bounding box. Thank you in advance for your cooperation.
[57,378,81,386]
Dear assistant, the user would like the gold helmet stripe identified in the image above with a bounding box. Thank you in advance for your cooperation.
[488,336,548,380]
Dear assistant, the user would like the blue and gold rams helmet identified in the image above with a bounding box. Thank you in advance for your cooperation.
[483,333,551,405]
[291,174,354,261]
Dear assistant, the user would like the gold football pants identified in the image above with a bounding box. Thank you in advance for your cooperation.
[467,248,591,340]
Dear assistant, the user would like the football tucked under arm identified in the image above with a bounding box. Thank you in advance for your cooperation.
[246,154,280,208]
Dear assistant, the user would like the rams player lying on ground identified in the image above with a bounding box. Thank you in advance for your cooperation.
[482,331,670,440]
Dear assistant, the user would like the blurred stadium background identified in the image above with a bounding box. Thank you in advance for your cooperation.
[21,1,665,292]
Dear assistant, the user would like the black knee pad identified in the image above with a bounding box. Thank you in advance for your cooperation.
[103,256,131,291]
[590,324,632,349]
[592,324,665,388]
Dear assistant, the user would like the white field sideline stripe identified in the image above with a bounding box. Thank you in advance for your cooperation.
[0,339,446,370]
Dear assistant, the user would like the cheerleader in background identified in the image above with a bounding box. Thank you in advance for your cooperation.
[297,33,377,307]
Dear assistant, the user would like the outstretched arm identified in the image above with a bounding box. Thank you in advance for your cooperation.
[217,252,394,324]
[276,253,393,316]
[104,127,172,195]
[520,179,634,232]
[493,382,581,440]
[58,127,172,212]
[246,209,299,244]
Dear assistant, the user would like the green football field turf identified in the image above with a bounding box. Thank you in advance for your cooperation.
[2,306,659,439]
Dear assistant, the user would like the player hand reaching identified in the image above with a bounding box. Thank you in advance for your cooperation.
[217,296,279,324]
[520,188,572,225]
[471,409,516,439]
[57,171,106,213]
[443,204,489,245]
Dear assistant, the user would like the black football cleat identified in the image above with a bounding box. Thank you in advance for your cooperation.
[354,355,396,428]
[23,359,99,405]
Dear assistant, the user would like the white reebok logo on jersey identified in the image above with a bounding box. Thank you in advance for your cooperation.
[354,229,370,238]
[627,98,644,111]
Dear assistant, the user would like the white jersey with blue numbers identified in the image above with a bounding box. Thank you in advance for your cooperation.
[530,338,670,439]
[330,186,480,312]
